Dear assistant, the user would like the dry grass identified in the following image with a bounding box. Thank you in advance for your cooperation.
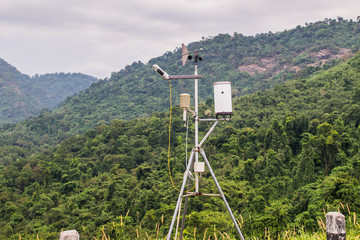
[17,202,360,240]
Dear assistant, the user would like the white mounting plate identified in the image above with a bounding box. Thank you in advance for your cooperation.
[194,162,205,173]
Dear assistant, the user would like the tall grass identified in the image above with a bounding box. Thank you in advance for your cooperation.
[17,203,360,239]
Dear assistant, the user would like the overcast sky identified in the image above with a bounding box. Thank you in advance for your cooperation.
[0,0,359,79]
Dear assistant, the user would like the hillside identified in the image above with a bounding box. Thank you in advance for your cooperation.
[1,50,360,239]
[0,58,97,125]
[62,18,360,125]
[30,73,98,110]
[1,18,360,154]
[0,58,42,124]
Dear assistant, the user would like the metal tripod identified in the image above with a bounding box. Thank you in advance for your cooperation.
[166,120,245,240]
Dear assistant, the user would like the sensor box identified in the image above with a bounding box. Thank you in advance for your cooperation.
[194,162,205,173]
[214,81,232,117]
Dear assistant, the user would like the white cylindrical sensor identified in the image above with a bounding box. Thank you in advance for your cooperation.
[214,81,232,117]
[180,93,190,109]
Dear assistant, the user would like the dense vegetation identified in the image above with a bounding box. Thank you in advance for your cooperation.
[0,58,97,125]
[30,73,98,110]
[2,47,360,239]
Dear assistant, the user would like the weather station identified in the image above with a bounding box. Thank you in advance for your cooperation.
[152,44,245,240]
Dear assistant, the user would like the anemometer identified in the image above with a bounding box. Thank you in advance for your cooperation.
[152,44,244,240]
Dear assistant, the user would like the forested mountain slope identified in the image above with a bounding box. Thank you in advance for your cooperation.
[0,58,97,125]
[1,51,360,239]
[1,18,360,154]
[0,58,43,124]
[59,17,360,125]
[30,73,98,110]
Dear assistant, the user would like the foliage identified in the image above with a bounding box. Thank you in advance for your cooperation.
[2,17,360,239]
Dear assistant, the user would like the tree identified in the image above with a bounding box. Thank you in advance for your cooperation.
[316,122,340,176]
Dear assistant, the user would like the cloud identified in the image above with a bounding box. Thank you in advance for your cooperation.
[0,0,359,78]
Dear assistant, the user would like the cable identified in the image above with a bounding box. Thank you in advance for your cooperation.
[167,79,195,192]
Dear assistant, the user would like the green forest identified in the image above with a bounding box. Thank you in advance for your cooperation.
[1,18,360,239]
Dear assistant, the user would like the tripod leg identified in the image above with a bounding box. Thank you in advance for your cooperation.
[167,150,195,240]
[175,197,183,240]
[179,179,190,240]
[180,148,195,240]
[200,149,245,240]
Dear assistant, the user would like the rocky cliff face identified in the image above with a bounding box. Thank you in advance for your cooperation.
[237,47,353,76]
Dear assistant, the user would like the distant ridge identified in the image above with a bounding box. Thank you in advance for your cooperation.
[0,58,98,125]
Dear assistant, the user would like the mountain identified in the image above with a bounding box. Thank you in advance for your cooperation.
[1,50,360,239]
[0,58,98,125]
[62,18,359,126]
[30,73,98,110]
[1,18,360,153]
[0,58,42,124]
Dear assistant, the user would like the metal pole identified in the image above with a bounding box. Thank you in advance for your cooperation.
[179,180,190,240]
[200,149,245,240]
[167,150,195,240]
[175,198,183,240]
[194,50,199,194]
[199,121,218,148]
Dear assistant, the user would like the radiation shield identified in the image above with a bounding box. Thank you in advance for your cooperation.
[213,81,232,118]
